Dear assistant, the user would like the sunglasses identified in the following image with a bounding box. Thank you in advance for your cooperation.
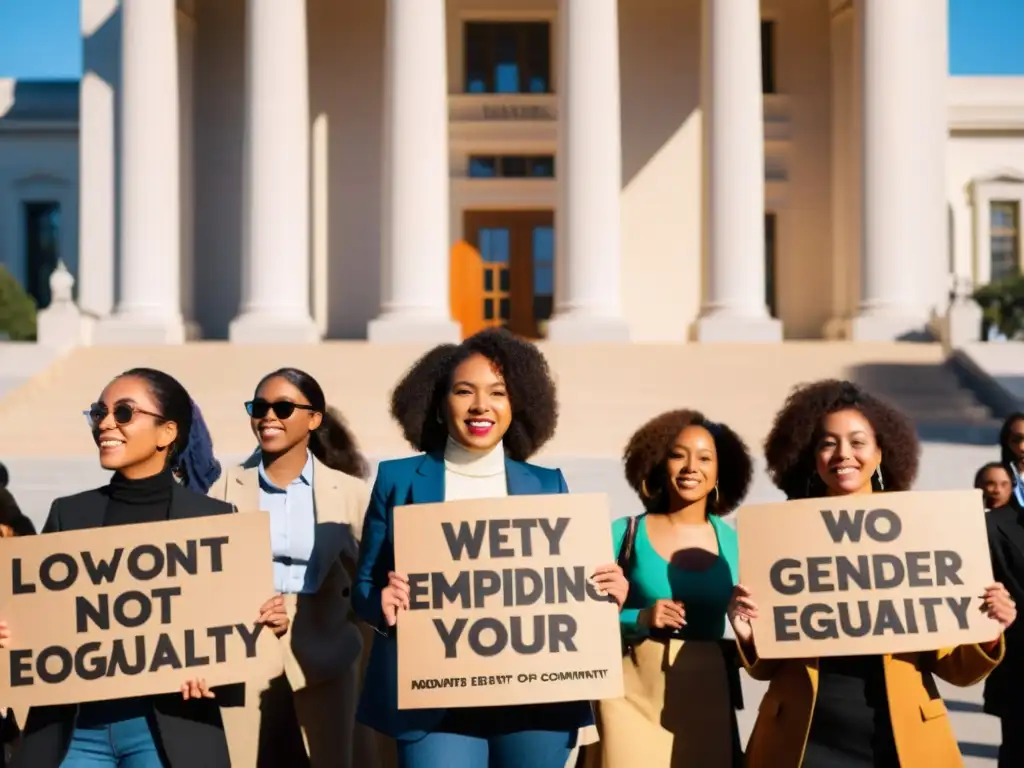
[84,402,165,429]
[245,399,317,420]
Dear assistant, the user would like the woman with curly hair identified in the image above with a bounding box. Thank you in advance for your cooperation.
[353,328,629,768]
[209,367,379,768]
[583,410,752,768]
[728,380,1016,768]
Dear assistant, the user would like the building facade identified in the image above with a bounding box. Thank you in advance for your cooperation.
[3,0,1024,343]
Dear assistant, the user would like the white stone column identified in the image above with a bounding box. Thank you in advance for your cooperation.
[368,0,460,343]
[178,7,199,339]
[696,0,781,342]
[95,0,185,344]
[852,0,947,340]
[230,0,319,343]
[77,0,120,334]
[546,0,629,342]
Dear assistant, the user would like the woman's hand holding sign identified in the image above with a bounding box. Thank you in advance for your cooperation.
[180,678,216,701]
[590,564,629,610]
[727,584,759,645]
[0,620,9,649]
[382,571,410,627]
[982,582,1016,630]
[258,594,290,638]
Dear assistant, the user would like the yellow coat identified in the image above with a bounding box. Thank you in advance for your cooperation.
[740,638,1005,768]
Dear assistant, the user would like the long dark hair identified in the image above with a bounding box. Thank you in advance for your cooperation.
[119,368,222,493]
[999,412,1024,469]
[255,368,368,479]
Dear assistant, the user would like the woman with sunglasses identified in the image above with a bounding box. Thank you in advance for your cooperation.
[0,367,288,768]
[209,367,379,768]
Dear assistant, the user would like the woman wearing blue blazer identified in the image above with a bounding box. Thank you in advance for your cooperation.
[354,329,629,768]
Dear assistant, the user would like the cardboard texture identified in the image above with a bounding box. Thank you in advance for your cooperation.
[393,492,624,710]
[0,513,279,708]
[737,489,1002,659]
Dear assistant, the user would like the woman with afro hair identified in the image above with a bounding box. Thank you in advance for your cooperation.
[583,410,752,768]
[728,380,1016,768]
[352,328,629,768]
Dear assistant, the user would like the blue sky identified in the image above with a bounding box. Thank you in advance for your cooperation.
[0,0,1022,79]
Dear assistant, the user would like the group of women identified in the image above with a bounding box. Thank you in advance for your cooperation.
[0,327,1019,768]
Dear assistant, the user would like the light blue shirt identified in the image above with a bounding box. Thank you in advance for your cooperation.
[258,451,319,595]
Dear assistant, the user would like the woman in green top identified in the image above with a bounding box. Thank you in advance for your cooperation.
[583,410,753,768]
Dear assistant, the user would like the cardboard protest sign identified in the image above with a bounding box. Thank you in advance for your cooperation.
[394,493,624,710]
[0,513,279,708]
[737,489,1001,659]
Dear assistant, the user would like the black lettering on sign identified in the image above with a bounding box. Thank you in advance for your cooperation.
[772,596,979,642]
[440,518,572,561]
[14,538,230,600]
[819,508,902,544]
[431,614,580,659]
[411,566,610,610]
[8,623,265,687]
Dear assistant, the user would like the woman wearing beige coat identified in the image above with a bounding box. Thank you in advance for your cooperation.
[209,367,384,768]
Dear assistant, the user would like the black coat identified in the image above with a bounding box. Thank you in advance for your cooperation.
[11,484,237,768]
[985,500,1024,718]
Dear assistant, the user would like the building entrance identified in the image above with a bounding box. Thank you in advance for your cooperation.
[451,210,554,339]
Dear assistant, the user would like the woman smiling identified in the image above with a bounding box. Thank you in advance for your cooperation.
[354,329,628,768]
[730,380,1015,768]
[585,410,752,768]
[210,368,377,768]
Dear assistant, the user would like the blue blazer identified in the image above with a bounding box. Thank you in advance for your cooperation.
[353,451,596,742]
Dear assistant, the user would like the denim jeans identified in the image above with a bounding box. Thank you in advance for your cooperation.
[62,700,164,768]
[396,729,573,768]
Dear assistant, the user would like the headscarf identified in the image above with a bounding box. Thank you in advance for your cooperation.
[175,400,222,494]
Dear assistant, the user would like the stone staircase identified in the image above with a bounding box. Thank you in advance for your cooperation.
[0,340,1002,523]
[0,341,1000,458]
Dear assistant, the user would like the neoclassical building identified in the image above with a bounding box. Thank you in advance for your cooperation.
[3,0,1024,343]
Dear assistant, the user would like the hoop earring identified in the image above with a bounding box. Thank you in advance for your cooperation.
[710,483,720,509]
[640,478,653,500]
[874,466,885,491]
[436,409,444,424]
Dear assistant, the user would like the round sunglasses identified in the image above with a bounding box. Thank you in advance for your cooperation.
[84,402,165,429]
[245,399,317,420]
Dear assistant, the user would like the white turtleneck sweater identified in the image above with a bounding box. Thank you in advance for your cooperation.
[443,437,508,501]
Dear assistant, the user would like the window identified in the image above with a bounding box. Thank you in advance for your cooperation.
[991,200,1020,282]
[465,22,551,94]
[468,155,556,179]
[765,213,777,317]
[24,201,61,309]
[532,226,555,324]
[478,226,511,329]
[761,21,776,94]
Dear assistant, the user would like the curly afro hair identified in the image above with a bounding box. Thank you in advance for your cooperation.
[764,379,919,499]
[390,328,558,461]
[623,409,753,515]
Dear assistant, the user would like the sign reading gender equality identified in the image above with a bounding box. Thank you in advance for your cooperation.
[737,489,1001,659]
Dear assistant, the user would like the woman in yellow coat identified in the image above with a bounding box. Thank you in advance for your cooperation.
[728,380,1016,768]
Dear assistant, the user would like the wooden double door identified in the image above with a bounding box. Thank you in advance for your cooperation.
[452,210,554,339]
